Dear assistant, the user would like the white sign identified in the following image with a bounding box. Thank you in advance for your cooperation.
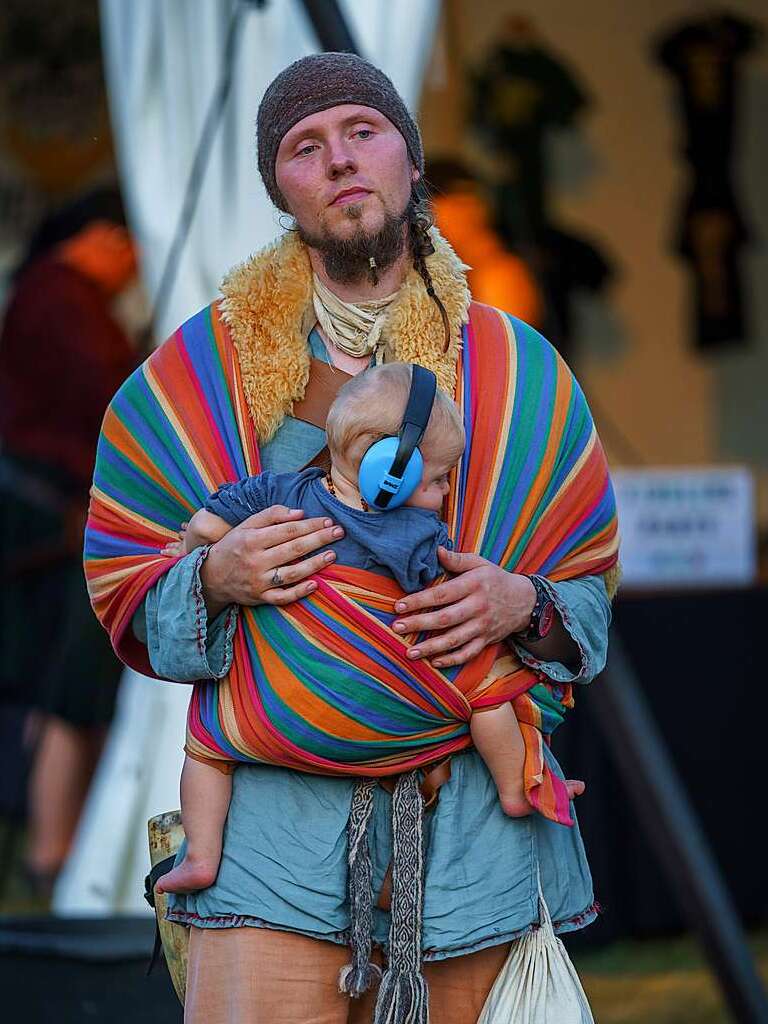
[612,466,756,588]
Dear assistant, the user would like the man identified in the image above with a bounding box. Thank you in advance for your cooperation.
[87,54,617,1022]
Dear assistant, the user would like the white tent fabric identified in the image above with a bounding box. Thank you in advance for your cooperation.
[55,0,438,914]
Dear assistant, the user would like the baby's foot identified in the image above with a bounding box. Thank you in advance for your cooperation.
[497,778,585,818]
[154,853,219,894]
[497,785,533,818]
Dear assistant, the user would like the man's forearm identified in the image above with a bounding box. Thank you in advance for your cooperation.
[515,615,580,669]
[506,573,581,670]
[510,574,613,683]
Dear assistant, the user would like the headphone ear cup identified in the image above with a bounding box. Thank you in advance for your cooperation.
[359,437,424,510]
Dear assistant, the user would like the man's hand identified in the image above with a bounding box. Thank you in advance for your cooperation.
[391,548,536,668]
[200,505,344,618]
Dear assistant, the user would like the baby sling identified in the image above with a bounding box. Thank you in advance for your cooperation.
[85,299,618,1020]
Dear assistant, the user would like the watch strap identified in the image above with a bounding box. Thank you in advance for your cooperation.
[513,574,555,642]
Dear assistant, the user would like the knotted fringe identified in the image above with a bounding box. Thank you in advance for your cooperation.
[375,969,429,1024]
[374,770,429,1024]
[339,778,382,997]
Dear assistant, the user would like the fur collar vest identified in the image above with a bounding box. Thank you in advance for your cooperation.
[219,228,471,443]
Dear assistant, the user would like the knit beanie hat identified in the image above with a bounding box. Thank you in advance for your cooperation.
[257,53,424,212]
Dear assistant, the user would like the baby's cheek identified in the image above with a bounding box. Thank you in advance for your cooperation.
[404,489,430,511]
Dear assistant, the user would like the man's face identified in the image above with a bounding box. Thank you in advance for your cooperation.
[275,104,418,245]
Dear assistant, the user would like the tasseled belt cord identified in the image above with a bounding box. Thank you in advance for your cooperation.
[340,770,429,1024]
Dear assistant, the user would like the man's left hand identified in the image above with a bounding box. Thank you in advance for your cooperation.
[391,547,536,668]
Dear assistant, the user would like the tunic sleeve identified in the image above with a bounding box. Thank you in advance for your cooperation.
[131,546,238,681]
[510,574,611,685]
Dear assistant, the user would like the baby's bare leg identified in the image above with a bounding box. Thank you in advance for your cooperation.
[471,704,531,817]
[155,755,233,894]
[471,704,586,817]
[162,509,232,556]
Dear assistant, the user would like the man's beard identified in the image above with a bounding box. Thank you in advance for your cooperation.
[296,201,409,286]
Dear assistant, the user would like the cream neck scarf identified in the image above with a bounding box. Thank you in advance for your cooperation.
[312,272,398,360]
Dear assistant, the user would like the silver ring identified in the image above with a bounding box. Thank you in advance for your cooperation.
[271,568,284,587]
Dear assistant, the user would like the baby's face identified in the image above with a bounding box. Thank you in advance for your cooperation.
[405,460,454,512]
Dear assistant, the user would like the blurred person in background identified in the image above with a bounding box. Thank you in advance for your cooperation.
[426,156,542,325]
[0,187,139,893]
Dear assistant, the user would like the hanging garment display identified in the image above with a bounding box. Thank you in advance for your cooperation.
[470,30,587,237]
[654,13,762,350]
[469,19,613,359]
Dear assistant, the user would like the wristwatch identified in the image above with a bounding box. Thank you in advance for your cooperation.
[513,575,555,642]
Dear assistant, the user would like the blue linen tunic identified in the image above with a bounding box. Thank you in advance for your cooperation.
[133,330,612,959]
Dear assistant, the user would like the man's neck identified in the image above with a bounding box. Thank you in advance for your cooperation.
[308,245,411,303]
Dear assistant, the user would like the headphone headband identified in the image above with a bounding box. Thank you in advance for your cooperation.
[373,365,436,509]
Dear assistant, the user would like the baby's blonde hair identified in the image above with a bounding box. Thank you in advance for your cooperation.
[326,362,465,474]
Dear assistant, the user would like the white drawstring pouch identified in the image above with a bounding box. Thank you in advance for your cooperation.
[476,874,595,1024]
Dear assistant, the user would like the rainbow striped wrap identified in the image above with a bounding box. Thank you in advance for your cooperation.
[85,300,618,825]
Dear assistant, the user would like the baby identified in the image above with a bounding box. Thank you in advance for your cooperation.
[157,362,566,895]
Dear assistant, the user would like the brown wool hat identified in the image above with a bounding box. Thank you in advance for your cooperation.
[257,52,424,212]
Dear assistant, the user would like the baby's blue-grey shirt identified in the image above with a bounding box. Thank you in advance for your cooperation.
[204,467,451,593]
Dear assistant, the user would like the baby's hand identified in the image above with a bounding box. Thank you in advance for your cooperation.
[161,522,190,557]
[162,509,232,557]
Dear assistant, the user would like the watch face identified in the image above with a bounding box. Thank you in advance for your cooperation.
[539,600,555,638]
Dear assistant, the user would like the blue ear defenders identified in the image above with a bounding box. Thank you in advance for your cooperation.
[358,365,437,511]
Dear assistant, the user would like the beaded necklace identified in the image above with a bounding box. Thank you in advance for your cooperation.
[325,474,370,512]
